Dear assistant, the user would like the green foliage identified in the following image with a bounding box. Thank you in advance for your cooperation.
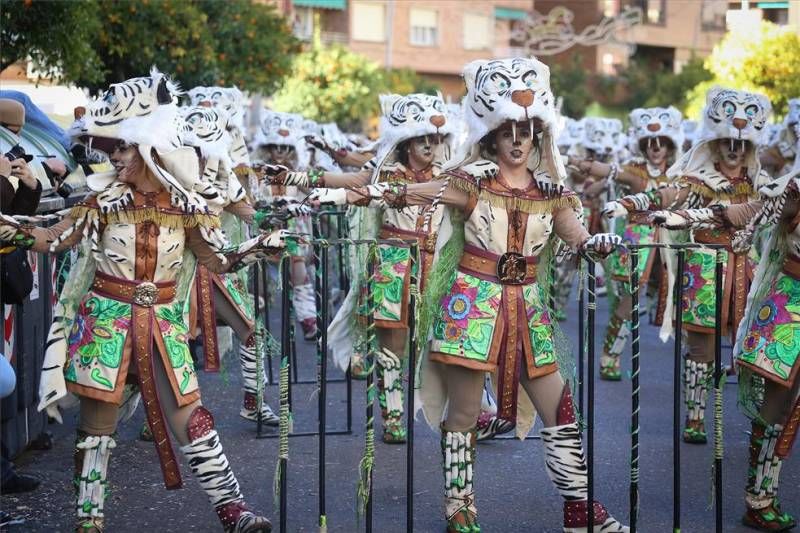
[686,21,800,119]
[273,44,440,130]
[2,0,298,94]
[620,57,712,112]
[550,56,590,117]
[1,0,104,84]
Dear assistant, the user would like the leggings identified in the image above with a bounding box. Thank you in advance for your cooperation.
[213,290,253,340]
[442,365,565,432]
[79,344,201,447]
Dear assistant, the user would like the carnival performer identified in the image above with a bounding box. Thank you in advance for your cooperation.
[309,57,627,533]
[761,98,798,177]
[603,86,772,444]
[648,147,800,531]
[0,71,280,533]
[251,109,318,340]
[570,107,683,380]
[180,103,280,425]
[266,92,466,443]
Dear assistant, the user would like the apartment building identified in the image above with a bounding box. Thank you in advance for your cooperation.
[282,0,535,98]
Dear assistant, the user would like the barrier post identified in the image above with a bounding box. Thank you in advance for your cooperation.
[629,247,641,533]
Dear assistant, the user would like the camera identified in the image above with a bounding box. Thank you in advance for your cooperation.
[4,144,33,163]
[41,159,74,199]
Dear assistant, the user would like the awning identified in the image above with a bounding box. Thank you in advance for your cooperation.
[292,0,346,10]
[494,7,528,21]
[756,2,789,8]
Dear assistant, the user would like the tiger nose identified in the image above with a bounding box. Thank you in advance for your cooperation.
[511,89,534,108]
[74,106,86,119]
[429,114,446,128]
[278,129,290,137]
[647,123,661,132]
[199,101,213,108]
[733,118,748,130]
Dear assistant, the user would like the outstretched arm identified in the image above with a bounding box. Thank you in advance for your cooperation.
[311,179,470,211]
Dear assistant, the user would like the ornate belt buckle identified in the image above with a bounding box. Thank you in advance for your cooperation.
[497,252,527,285]
[133,281,159,307]
[423,233,437,254]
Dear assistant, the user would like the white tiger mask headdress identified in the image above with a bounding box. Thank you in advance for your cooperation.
[669,86,771,180]
[581,117,623,159]
[557,117,584,152]
[252,109,310,169]
[450,57,565,183]
[772,98,800,159]
[181,105,234,167]
[373,92,454,174]
[79,68,213,214]
[681,119,699,150]
[188,86,246,133]
[629,106,683,158]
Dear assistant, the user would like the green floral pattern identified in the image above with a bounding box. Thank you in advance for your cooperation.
[739,272,800,383]
[222,273,253,321]
[156,302,197,394]
[608,222,657,283]
[523,284,556,368]
[363,244,413,323]
[681,249,722,329]
[66,295,130,391]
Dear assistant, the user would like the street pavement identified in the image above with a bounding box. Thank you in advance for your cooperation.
[2,278,797,532]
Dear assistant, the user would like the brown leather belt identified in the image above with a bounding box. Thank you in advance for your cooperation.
[784,254,800,279]
[379,225,437,254]
[459,244,538,285]
[91,271,183,490]
[693,228,734,250]
[92,272,177,306]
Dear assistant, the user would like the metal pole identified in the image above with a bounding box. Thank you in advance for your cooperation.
[629,248,640,533]
[673,249,685,533]
[713,250,724,533]
[254,261,264,437]
[578,258,586,420]
[365,257,375,533]
[279,255,291,533]
[262,258,274,385]
[587,258,596,532]
[337,213,354,433]
[312,217,328,531]
[406,243,419,533]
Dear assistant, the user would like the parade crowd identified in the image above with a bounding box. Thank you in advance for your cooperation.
[0,53,798,533]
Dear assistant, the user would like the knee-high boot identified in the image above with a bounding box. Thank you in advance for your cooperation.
[181,407,271,532]
[743,420,796,531]
[441,426,480,533]
[683,359,711,444]
[540,386,629,533]
[376,346,406,443]
[239,333,278,425]
[75,432,115,533]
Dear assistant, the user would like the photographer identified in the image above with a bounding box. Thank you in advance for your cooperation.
[0,99,42,215]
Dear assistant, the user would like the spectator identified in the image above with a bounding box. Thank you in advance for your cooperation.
[0,99,42,215]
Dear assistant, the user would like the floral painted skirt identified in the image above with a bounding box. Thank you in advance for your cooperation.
[738,269,800,388]
[429,250,557,420]
[680,237,752,339]
[360,227,434,329]
[64,290,198,406]
[608,217,658,286]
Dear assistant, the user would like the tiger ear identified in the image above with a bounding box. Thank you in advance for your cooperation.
[462,60,487,92]
[705,85,725,106]
[629,109,642,125]
[379,94,401,117]
[156,77,172,105]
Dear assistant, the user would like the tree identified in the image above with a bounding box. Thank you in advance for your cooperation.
[619,56,712,113]
[685,21,800,119]
[381,67,440,97]
[1,0,104,85]
[2,0,298,94]
[550,56,590,117]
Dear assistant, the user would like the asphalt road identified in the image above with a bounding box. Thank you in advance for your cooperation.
[2,279,797,532]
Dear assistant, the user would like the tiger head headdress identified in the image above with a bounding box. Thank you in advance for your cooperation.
[451,57,565,183]
[669,86,771,180]
[252,109,309,169]
[580,117,624,161]
[629,106,683,161]
[180,105,233,167]
[373,92,455,174]
[78,68,212,215]
[557,117,584,153]
[187,86,246,133]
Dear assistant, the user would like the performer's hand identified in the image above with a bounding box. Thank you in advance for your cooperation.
[732,227,755,254]
[648,210,688,230]
[582,233,621,257]
[307,188,347,207]
[601,201,627,219]
[253,163,289,184]
[273,197,313,217]
[305,134,331,153]
[0,213,22,242]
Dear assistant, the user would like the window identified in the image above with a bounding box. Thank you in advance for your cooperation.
[293,7,314,40]
[700,0,728,30]
[603,0,619,18]
[463,13,493,50]
[635,0,665,25]
[352,1,386,42]
[409,8,438,47]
